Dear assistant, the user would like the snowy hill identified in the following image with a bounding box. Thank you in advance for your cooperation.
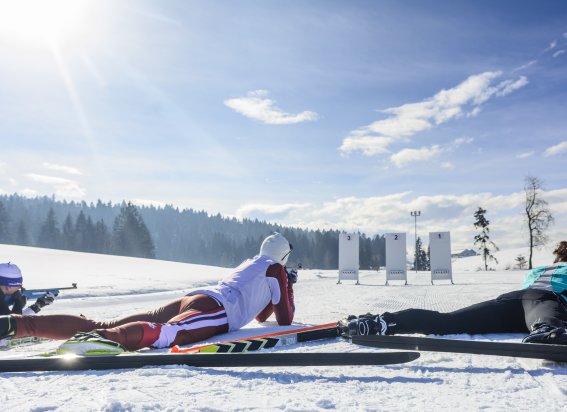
[0,244,565,411]
[452,243,555,272]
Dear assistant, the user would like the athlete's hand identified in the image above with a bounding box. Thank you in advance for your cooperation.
[286,268,298,284]
[29,291,56,313]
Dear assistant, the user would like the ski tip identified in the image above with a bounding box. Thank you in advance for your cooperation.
[351,335,399,347]
[356,350,420,365]
[406,351,420,361]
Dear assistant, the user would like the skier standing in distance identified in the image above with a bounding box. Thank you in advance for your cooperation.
[0,232,296,354]
[0,263,56,316]
[340,240,567,345]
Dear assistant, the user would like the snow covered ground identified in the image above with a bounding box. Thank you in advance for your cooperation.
[1,243,566,411]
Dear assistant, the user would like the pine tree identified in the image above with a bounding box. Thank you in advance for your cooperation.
[473,207,499,271]
[111,203,155,258]
[37,208,61,249]
[61,213,75,250]
[0,201,13,244]
[83,215,97,252]
[515,255,527,270]
[15,220,30,246]
[414,237,430,271]
[75,211,88,251]
[94,219,110,254]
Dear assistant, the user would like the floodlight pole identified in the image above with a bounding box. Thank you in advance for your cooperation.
[410,211,421,272]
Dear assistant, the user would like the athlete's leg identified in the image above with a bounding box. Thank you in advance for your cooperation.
[9,296,189,340]
[97,295,229,351]
[383,290,530,335]
[521,289,567,330]
[95,298,188,328]
[11,314,100,340]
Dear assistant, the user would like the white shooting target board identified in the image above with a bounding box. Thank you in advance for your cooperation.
[429,231,453,284]
[338,232,359,284]
[385,232,407,285]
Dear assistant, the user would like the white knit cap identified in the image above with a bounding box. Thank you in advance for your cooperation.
[0,263,23,287]
[259,233,293,265]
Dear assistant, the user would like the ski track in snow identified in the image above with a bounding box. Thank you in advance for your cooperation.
[0,244,566,411]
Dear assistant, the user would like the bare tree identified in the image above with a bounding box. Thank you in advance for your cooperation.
[524,176,554,269]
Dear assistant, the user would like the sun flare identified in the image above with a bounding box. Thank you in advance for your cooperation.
[0,0,90,45]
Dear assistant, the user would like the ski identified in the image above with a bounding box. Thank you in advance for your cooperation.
[0,351,420,372]
[0,336,49,350]
[352,335,567,362]
[171,322,339,354]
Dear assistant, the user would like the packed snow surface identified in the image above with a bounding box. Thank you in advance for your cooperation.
[1,244,566,411]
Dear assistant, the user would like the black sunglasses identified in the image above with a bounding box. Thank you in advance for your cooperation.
[281,243,293,261]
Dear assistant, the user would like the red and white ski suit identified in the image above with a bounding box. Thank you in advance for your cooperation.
[13,255,295,350]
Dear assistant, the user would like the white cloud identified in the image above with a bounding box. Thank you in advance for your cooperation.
[513,60,537,72]
[236,202,310,219]
[516,151,534,159]
[224,90,318,125]
[389,137,473,168]
[552,50,566,58]
[20,189,38,197]
[239,189,567,252]
[544,40,558,52]
[467,106,482,117]
[131,198,167,208]
[339,136,393,156]
[543,141,567,157]
[340,72,528,157]
[440,161,454,169]
[43,162,83,175]
[452,137,474,147]
[0,174,18,187]
[495,76,529,97]
[25,173,86,199]
[390,145,443,168]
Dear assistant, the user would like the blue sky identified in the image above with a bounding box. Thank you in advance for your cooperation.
[0,0,566,252]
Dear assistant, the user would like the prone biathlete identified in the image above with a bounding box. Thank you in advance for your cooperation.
[0,232,297,354]
[340,241,567,345]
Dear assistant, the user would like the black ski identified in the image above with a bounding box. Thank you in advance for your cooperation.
[352,335,567,362]
[0,351,419,373]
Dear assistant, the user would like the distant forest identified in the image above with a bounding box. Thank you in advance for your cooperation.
[0,194,386,269]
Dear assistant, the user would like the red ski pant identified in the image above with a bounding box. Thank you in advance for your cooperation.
[13,294,229,351]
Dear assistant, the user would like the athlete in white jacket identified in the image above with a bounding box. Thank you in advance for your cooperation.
[0,233,296,353]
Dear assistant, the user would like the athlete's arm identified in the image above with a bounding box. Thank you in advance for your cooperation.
[255,302,274,322]
[266,263,294,325]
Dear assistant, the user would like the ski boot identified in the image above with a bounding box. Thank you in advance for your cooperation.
[57,331,127,356]
[338,313,389,337]
[0,315,16,340]
[523,323,567,345]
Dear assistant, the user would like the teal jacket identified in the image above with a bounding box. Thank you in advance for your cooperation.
[523,263,567,303]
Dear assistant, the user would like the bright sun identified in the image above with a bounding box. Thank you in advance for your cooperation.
[0,0,90,45]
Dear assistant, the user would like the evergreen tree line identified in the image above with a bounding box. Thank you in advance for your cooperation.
[0,196,155,259]
[0,194,386,269]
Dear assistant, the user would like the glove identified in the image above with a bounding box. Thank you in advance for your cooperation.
[10,290,27,314]
[29,291,56,314]
[286,268,298,284]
